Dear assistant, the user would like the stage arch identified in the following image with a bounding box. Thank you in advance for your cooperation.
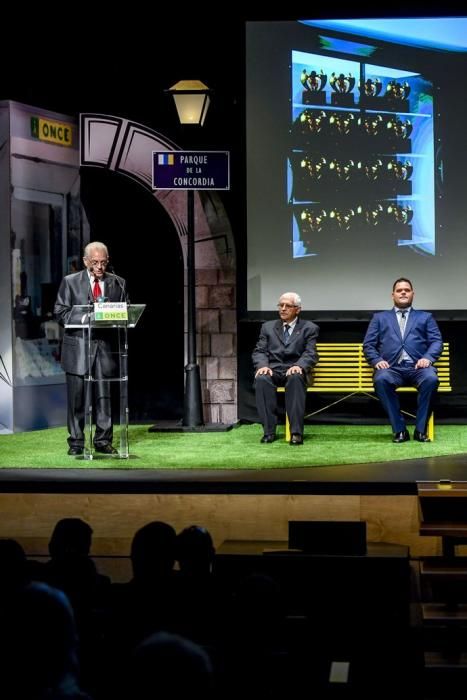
[80,114,237,424]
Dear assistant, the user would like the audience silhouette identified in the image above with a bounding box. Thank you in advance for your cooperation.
[0,581,91,699]
[0,538,31,598]
[103,521,182,695]
[174,525,222,645]
[0,516,426,700]
[125,631,214,699]
[33,519,110,697]
[38,518,110,608]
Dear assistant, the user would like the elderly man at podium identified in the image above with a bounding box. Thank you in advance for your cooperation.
[54,241,127,456]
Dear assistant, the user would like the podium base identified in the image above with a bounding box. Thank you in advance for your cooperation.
[148,420,234,433]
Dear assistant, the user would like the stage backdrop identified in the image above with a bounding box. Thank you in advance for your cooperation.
[245,18,467,313]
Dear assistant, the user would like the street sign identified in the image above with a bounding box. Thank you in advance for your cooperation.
[152,150,230,190]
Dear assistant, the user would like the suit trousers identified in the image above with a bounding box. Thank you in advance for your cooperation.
[255,370,307,436]
[66,367,113,448]
[373,363,439,433]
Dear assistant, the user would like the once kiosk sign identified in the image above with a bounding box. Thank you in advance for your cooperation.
[30,117,73,147]
[152,151,230,190]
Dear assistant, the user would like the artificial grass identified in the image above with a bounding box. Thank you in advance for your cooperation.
[1,424,467,470]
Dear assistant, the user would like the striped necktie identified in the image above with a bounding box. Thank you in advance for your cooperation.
[283,324,291,343]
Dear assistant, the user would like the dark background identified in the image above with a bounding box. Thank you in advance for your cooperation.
[3,5,466,422]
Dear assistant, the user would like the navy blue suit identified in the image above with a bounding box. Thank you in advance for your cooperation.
[363,309,443,433]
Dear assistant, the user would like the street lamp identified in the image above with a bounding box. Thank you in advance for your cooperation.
[167,80,211,126]
[168,80,211,427]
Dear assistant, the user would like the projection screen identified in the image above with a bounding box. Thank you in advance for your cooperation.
[246,18,467,312]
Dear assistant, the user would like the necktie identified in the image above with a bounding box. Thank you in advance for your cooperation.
[399,310,407,337]
[283,324,290,344]
[93,278,102,300]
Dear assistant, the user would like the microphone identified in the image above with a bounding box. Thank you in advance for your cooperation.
[87,275,94,307]
[86,261,95,306]
[106,263,128,303]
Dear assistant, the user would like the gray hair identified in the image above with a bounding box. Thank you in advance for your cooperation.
[84,241,109,258]
[280,292,302,307]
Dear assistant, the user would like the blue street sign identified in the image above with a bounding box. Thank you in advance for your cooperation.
[152,150,230,190]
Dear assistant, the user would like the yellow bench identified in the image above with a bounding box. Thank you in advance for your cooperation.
[278,342,451,441]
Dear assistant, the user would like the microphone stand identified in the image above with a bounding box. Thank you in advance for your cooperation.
[107,264,128,303]
[84,267,95,459]
[106,264,130,457]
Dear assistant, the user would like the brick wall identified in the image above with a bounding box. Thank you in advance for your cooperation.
[189,192,237,424]
[196,268,237,424]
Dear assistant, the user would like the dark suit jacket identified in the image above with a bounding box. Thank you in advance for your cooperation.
[363,308,443,368]
[54,270,127,376]
[252,317,319,383]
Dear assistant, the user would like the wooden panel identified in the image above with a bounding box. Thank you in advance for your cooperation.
[0,493,443,563]
[361,495,440,557]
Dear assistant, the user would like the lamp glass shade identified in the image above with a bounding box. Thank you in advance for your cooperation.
[168,80,211,126]
[173,93,210,126]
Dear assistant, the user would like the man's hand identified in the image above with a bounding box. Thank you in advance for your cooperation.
[255,367,272,377]
[415,358,431,369]
[286,365,303,376]
[375,360,390,370]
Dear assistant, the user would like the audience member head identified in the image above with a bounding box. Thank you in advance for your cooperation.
[49,518,93,560]
[176,525,215,576]
[129,631,214,698]
[0,582,83,697]
[131,521,177,582]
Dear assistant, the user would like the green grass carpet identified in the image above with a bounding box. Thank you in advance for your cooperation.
[1,424,467,470]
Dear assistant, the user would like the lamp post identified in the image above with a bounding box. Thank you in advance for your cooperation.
[167,80,211,427]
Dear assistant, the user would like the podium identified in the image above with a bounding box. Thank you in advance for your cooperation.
[64,303,145,459]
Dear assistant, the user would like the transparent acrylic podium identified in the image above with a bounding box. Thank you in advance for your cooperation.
[64,304,145,459]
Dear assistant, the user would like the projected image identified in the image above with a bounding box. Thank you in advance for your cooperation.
[289,50,434,258]
[246,19,467,311]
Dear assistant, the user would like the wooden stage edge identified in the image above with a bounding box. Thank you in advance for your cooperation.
[0,454,467,571]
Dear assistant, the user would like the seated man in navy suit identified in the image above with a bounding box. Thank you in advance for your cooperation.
[363,278,442,443]
[252,292,319,445]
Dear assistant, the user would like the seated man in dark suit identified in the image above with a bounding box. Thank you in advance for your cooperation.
[363,277,443,443]
[252,292,319,445]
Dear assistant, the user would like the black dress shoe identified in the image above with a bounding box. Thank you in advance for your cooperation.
[67,446,83,456]
[94,444,118,455]
[290,433,304,445]
[413,429,431,443]
[392,430,410,443]
[260,434,276,444]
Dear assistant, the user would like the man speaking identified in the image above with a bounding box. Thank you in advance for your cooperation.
[54,241,127,456]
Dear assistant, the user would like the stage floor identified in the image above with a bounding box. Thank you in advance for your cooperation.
[1,453,467,495]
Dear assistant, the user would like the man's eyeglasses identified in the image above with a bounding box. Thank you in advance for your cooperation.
[88,259,109,268]
[277,303,298,309]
